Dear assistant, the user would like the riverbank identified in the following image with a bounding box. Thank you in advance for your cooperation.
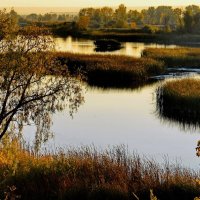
[1,139,200,200]
[53,52,164,88]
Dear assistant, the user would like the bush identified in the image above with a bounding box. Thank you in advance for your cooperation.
[142,25,160,34]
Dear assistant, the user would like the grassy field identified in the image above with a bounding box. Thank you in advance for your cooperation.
[53,52,164,87]
[143,48,200,68]
[156,78,200,129]
[0,138,200,200]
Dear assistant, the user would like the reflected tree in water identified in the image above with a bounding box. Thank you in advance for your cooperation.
[156,85,200,132]
[196,140,200,157]
[0,26,84,148]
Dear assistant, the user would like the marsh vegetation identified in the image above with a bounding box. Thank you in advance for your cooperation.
[54,52,164,87]
[156,78,200,131]
[1,139,200,200]
[143,48,200,68]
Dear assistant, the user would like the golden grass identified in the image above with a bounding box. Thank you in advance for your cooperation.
[156,78,200,130]
[143,48,200,68]
[53,52,164,86]
[163,78,200,96]
[160,78,200,101]
[0,138,200,200]
[55,52,164,73]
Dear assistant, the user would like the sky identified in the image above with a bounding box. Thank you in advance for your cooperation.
[1,0,200,7]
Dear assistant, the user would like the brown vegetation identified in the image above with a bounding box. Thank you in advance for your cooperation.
[53,52,164,87]
[143,48,200,67]
[156,78,200,130]
[0,139,199,200]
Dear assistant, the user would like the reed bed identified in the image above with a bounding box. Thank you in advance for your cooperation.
[143,48,200,68]
[0,138,200,200]
[53,52,164,87]
[156,78,200,130]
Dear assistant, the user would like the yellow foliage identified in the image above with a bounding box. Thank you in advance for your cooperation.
[77,16,90,30]
[130,21,136,29]
[150,189,158,200]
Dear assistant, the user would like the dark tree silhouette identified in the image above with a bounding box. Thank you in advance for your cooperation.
[0,23,84,145]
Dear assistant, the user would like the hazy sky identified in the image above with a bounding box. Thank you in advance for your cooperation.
[1,0,200,7]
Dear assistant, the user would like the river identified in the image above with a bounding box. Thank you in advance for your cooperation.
[24,37,200,170]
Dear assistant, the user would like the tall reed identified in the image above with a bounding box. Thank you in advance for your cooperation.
[156,78,200,130]
[143,48,200,68]
[53,52,164,87]
[0,138,199,200]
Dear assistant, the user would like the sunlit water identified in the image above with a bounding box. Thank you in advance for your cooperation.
[54,36,177,57]
[23,38,200,169]
[24,80,200,170]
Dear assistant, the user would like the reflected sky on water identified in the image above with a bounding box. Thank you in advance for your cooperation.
[23,38,200,169]
[24,81,200,170]
[54,36,177,57]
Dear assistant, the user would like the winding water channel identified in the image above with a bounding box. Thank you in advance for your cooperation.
[24,37,200,170]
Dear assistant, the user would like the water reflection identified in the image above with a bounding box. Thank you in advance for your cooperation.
[196,140,200,157]
[54,36,177,57]
[88,78,157,90]
[95,45,122,52]
[156,84,200,132]
[0,73,84,150]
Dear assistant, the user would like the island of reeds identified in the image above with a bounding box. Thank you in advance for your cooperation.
[156,78,200,129]
[53,52,164,87]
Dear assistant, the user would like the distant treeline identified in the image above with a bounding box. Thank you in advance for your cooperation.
[10,4,200,34]
[18,12,77,24]
[76,4,200,33]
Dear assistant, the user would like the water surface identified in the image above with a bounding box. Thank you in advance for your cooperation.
[24,80,200,170]
[23,38,200,169]
[54,36,177,57]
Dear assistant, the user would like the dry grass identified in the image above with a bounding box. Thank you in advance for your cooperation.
[156,78,200,130]
[0,138,199,200]
[143,48,200,68]
[52,52,164,87]
[158,78,200,106]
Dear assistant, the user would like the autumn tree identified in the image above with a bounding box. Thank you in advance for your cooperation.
[77,15,90,30]
[114,4,127,28]
[101,7,114,27]
[142,7,156,24]
[183,10,194,32]
[0,9,19,40]
[185,5,200,15]
[0,11,84,146]
[127,10,142,25]
[130,22,136,29]
[182,5,200,33]
[173,8,183,30]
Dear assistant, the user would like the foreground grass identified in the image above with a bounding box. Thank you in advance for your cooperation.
[53,52,164,87]
[0,138,200,200]
[156,78,200,129]
[143,48,200,68]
